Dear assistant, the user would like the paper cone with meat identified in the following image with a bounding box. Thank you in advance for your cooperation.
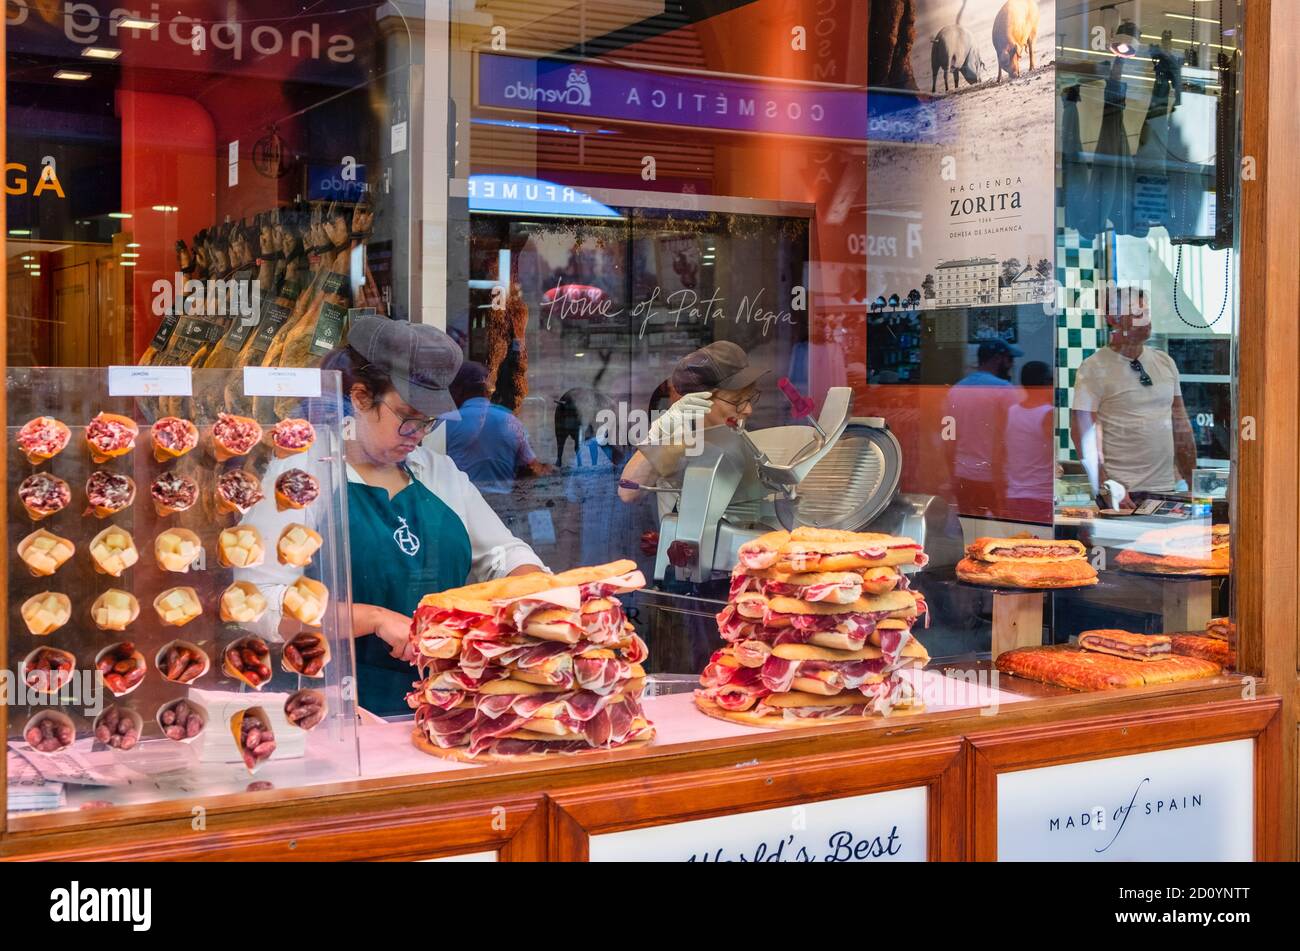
[698,529,930,728]
[409,561,656,762]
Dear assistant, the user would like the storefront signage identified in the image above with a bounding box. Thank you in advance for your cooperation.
[6,1,357,63]
[467,175,620,218]
[477,53,873,142]
[866,0,1057,309]
[996,739,1254,861]
[538,278,796,339]
[7,1,371,86]
[588,787,927,862]
[4,162,66,197]
[243,366,322,398]
[107,365,192,397]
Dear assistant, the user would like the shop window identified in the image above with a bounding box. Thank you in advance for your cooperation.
[0,0,1247,819]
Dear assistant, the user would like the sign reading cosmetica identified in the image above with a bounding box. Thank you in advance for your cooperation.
[996,739,1254,861]
[476,53,871,142]
[588,786,927,862]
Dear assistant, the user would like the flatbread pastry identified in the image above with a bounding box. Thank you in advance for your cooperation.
[1170,633,1235,667]
[996,644,1220,691]
[956,555,1098,588]
[1115,523,1230,576]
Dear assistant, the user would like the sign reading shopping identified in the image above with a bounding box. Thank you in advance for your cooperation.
[477,53,916,143]
[996,739,1254,861]
[587,787,927,862]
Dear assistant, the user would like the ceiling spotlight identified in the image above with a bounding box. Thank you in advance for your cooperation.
[116,16,158,30]
[82,47,122,60]
[108,212,133,219]
[151,204,179,213]
[54,70,92,81]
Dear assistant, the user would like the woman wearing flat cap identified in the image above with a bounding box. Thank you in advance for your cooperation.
[241,316,545,716]
[618,340,767,511]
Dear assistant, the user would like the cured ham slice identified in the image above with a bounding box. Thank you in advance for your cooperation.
[19,473,71,520]
[415,704,479,748]
[17,417,70,463]
[275,468,320,510]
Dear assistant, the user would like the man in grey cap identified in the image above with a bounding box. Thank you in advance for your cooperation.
[617,340,768,509]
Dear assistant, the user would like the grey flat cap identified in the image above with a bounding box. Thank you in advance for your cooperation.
[348,316,464,418]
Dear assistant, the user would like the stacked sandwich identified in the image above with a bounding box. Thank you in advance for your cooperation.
[956,537,1098,588]
[697,528,931,727]
[407,561,655,761]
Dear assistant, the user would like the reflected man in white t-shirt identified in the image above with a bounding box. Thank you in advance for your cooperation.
[1069,290,1196,509]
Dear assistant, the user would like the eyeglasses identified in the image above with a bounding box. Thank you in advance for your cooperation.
[379,397,441,437]
[1129,358,1153,387]
[714,392,762,413]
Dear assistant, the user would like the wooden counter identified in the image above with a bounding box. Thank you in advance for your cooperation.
[0,676,1278,861]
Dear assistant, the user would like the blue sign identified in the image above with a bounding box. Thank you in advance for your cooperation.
[308,164,367,202]
[467,175,621,218]
[476,53,943,145]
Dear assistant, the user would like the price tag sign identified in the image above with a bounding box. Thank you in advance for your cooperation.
[107,366,193,397]
[243,366,322,398]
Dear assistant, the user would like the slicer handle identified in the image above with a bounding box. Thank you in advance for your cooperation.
[778,376,816,419]
[778,377,828,441]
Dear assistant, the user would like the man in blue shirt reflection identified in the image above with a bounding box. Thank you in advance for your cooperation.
[445,361,548,494]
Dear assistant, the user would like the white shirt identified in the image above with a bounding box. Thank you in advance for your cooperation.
[236,441,545,638]
[1073,345,1182,493]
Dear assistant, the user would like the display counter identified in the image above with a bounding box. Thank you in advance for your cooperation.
[1,669,1278,862]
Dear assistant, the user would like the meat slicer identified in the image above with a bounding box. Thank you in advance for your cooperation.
[625,382,944,584]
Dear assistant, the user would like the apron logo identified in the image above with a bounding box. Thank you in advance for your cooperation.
[393,516,420,557]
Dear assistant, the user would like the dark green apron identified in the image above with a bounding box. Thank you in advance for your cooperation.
[348,466,472,716]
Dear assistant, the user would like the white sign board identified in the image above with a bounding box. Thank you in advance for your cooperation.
[589,786,927,862]
[997,739,1254,861]
[107,365,192,397]
[243,366,322,398]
